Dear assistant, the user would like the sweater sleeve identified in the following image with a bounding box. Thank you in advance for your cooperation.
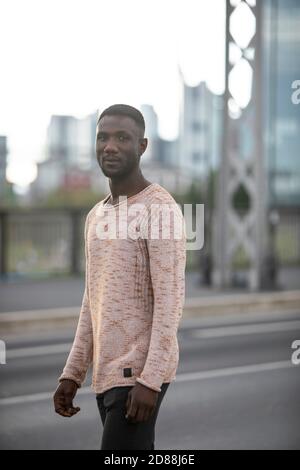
[58,212,93,388]
[136,202,186,392]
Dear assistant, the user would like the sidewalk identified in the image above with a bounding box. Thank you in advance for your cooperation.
[1,267,300,313]
[1,268,300,337]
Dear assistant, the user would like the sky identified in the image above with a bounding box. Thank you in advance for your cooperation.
[0,0,226,187]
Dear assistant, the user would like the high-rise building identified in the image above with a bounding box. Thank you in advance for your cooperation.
[264,0,300,206]
[178,81,223,183]
[140,104,159,162]
[46,113,97,170]
[31,112,106,198]
[0,136,8,199]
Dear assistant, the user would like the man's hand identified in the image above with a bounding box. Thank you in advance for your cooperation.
[53,379,80,418]
[125,382,159,424]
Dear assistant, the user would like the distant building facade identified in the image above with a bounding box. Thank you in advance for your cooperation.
[31,112,109,198]
[0,136,8,199]
[264,0,300,206]
[178,81,223,183]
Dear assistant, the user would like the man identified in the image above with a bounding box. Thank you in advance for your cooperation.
[53,104,186,450]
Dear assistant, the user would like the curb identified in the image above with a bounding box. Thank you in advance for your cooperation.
[183,290,300,316]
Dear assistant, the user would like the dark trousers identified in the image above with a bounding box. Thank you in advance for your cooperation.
[96,383,169,450]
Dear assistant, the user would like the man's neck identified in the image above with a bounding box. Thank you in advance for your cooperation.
[107,171,152,205]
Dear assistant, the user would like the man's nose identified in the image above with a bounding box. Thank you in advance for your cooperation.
[103,138,118,154]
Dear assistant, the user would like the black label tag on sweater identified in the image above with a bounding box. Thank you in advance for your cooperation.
[123,368,132,378]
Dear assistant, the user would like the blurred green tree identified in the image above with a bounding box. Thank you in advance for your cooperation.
[38,187,105,209]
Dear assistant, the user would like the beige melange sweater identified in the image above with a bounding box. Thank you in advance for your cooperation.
[58,182,186,394]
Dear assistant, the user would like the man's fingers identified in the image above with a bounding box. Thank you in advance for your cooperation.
[55,408,71,417]
[67,407,80,416]
[126,400,138,422]
[69,406,80,414]
[53,382,79,418]
[125,392,131,416]
[143,408,151,423]
[56,408,78,418]
[54,394,65,407]
[55,403,80,417]
[54,393,70,414]
[128,402,138,419]
[136,407,146,423]
[54,397,67,414]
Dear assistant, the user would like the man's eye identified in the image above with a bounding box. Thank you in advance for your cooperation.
[97,136,105,141]
[119,135,127,141]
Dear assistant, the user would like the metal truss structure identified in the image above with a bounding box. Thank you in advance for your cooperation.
[213,0,269,290]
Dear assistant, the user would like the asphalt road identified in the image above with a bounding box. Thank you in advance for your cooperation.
[0,310,300,450]
[1,266,300,312]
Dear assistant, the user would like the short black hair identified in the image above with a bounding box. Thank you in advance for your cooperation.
[97,104,145,136]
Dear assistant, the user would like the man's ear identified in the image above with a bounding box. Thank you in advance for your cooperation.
[139,137,148,156]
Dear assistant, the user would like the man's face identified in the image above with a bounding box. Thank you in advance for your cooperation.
[96,115,147,178]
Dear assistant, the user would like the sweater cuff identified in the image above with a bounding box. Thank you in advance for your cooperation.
[136,378,161,393]
[58,375,82,388]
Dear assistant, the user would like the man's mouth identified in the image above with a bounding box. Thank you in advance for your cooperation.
[103,156,121,164]
[104,159,120,166]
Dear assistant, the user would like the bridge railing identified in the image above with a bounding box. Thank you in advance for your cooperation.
[0,207,299,278]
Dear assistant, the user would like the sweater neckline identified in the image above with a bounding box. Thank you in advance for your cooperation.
[102,182,159,209]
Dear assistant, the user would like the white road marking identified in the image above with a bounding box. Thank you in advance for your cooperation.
[5,320,300,359]
[0,360,295,406]
[7,343,71,359]
[191,320,300,339]
[175,360,294,383]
